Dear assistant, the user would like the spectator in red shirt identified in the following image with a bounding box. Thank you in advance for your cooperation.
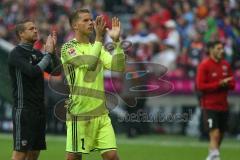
[196,41,235,160]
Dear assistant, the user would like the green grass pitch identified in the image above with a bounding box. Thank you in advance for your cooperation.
[0,133,239,160]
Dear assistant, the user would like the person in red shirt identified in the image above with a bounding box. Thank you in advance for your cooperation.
[196,41,235,160]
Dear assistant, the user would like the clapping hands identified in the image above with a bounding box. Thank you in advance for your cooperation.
[45,31,57,54]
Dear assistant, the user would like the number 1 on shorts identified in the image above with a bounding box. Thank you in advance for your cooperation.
[81,138,85,150]
[208,118,213,128]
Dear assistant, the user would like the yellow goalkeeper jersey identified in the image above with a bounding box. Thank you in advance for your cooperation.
[61,39,125,117]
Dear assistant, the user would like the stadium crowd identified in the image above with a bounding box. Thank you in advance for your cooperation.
[1,0,240,78]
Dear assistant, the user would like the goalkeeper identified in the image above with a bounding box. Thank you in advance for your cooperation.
[61,9,125,160]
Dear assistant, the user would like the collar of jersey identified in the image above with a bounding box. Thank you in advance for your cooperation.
[72,38,91,45]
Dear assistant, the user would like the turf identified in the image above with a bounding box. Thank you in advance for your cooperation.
[0,133,239,160]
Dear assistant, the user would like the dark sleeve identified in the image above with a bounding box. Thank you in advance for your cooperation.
[8,49,42,78]
[196,62,220,92]
[45,54,61,76]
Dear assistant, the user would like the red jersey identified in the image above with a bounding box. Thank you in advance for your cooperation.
[196,58,235,111]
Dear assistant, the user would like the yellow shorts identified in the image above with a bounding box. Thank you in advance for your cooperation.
[66,113,117,154]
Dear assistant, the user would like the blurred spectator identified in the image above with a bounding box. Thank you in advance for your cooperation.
[151,40,177,72]
[126,21,159,44]
[164,20,180,54]
[186,32,205,77]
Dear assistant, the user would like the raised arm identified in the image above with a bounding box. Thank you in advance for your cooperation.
[44,31,61,75]
[101,17,125,72]
[8,34,56,78]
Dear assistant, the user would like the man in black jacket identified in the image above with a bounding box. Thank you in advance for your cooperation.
[8,19,60,160]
